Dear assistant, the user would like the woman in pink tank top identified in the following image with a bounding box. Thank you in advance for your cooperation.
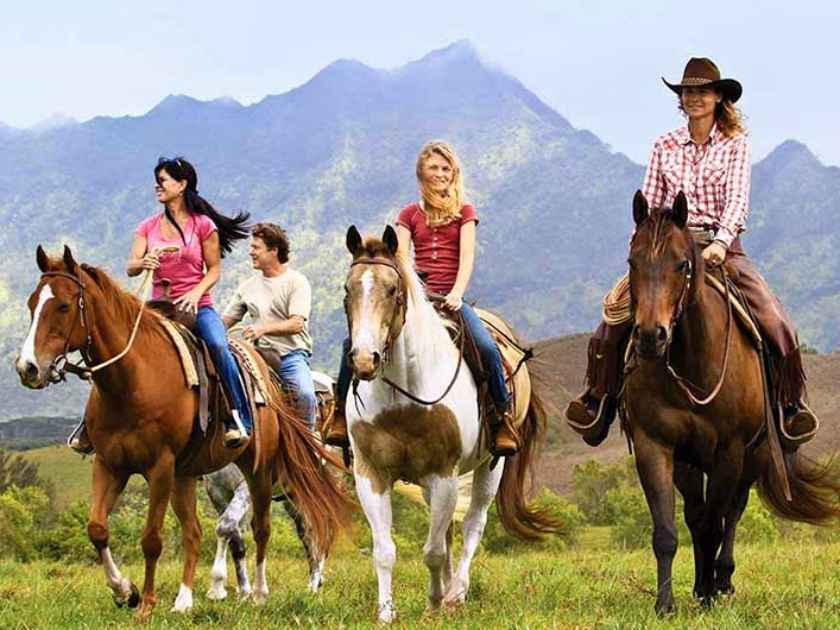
[68,157,253,453]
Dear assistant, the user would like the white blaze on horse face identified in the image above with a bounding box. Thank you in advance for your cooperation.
[18,284,54,369]
[354,270,378,352]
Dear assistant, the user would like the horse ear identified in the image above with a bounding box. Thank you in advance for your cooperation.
[63,245,78,274]
[633,190,649,225]
[346,225,363,256]
[672,191,688,228]
[36,245,49,272]
[383,225,398,256]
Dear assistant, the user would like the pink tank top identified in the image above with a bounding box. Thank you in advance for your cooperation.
[136,213,217,308]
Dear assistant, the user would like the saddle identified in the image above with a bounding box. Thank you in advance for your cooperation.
[433,299,533,432]
[148,292,267,438]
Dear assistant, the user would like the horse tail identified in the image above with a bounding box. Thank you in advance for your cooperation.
[266,379,355,556]
[495,387,562,540]
[756,451,840,525]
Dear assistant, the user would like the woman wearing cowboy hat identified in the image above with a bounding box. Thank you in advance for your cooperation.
[565,57,818,449]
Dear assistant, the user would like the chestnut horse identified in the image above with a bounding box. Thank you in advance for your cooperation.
[15,246,353,620]
[342,226,558,623]
[624,191,840,615]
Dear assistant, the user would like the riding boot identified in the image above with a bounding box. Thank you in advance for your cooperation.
[490,403,520,457]
[324,402,350,448]
[67,419,94,455]
[780,402,820,451]
[223,410,250,449]
[565,391,618,447]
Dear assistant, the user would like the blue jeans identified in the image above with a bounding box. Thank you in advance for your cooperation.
[335,302,510,409]
[460,302,511,409]
[275,349,317,428]
[195,307,253,433]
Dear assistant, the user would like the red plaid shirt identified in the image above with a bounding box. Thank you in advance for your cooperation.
[642,125,751,248]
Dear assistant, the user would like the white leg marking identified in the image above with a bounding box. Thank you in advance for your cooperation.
[171,583,193,613]
[101,547,132,602]
[206,538,228,600]
[308,553,325,594]
[423,475,458,611]
[252,559,268,605]
[355,473,397,623]
[17,284,53,369]
[446,461,504,605]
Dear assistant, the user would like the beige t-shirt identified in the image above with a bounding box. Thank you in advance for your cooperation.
[224,269,313,356]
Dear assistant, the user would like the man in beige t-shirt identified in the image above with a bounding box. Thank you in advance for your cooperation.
[223,223,316,426]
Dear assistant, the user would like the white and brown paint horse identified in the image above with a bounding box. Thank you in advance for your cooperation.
[343,226,558,623]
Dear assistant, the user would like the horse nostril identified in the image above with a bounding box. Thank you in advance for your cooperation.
[657,326,668,343]
[372,352,381,368]
[25,362,38,381]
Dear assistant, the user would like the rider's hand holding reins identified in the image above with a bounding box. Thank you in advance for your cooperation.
[702,241,727,267]
[442,290,464,311]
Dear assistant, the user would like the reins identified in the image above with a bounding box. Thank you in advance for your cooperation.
[41,267,155,383]
[347,256,467,406]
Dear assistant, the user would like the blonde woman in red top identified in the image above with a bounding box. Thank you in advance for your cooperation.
[326,141,518,455]
[566,58,818,449]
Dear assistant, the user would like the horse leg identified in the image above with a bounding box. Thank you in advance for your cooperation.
[674,461,706,599]
[247,470,273,605]
[282,497,325,593]
[208,480,251,600]
[420,487,454,598]
[355,474,397,623]
[422,475,458,613]
[168,476,202,613]
[633,434,677,616]
[714,483,750,596]
[137,455,175,620]
[697,445,744,607]
[445,459,504,606]
[87,456,136,608]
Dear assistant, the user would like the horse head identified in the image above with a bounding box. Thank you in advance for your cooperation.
[628,190,702,360]
[16,245,90,388]
[343,225,407,380]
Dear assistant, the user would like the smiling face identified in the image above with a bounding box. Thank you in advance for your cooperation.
[419,151,454,195]
[680,86,721,121]
[249,236,277,271]
[154,167,186,205]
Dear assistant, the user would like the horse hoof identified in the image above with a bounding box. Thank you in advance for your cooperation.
[114,582,141,609]
[377,601,397,624]
[252,590,268,606]
[715,583,735,597]
[206,586,228,601]
[654,600,676,617]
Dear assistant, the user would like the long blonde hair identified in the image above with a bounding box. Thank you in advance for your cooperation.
[415,140,466,227]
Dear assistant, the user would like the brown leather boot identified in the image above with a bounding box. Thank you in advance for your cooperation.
[780,403,819,451]
[490,406,520,457]
[67,420,94,455]
[324,405,350,448]
[565,392,617,447]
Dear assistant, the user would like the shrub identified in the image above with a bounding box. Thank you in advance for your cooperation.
[0,485,52,561]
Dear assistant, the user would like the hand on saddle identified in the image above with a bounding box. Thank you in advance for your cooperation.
[174,287,203,314]
[242,324,266,342]
[442,290,464,312]
[702,241,727,268]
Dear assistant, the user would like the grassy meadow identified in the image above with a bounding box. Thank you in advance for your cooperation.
[1,537,839,629]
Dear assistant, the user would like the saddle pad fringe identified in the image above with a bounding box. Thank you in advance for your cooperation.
[159,318,200,388]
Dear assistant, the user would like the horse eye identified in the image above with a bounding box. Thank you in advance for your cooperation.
[677,260,689,272]
[58,302,71,313]
[387,286,397,297]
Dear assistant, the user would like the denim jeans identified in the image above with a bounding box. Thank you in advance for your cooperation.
[195,306,253,433]
[335,301,510,409]
[275,349,317,428]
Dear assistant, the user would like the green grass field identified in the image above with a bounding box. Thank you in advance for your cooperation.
[0,538,838,629]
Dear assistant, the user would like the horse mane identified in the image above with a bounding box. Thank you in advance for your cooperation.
[359,236,455,360]
[79,264,164,333]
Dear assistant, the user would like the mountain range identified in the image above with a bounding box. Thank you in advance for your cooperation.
[0,40,837,420]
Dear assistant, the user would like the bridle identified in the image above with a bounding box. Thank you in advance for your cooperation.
[37,268,153,383]
[632,240,734,407]
[345,256,465,406]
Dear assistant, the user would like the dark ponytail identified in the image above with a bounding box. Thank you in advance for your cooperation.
[155,157,250,258]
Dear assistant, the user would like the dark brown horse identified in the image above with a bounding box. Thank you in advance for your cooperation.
[624,191,840,615]
[15,246,353,620]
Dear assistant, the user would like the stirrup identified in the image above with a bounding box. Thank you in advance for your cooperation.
[489,406,520,457]
[566,393,615,447]
[67,419,94,455]
[779,401,819,451]
[323,408,350,448]
[223,411,250,449]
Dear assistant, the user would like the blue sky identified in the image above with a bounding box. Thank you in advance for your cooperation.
[3,0,838,165]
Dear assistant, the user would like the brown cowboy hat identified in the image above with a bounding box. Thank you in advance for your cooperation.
[662,57,742,103]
